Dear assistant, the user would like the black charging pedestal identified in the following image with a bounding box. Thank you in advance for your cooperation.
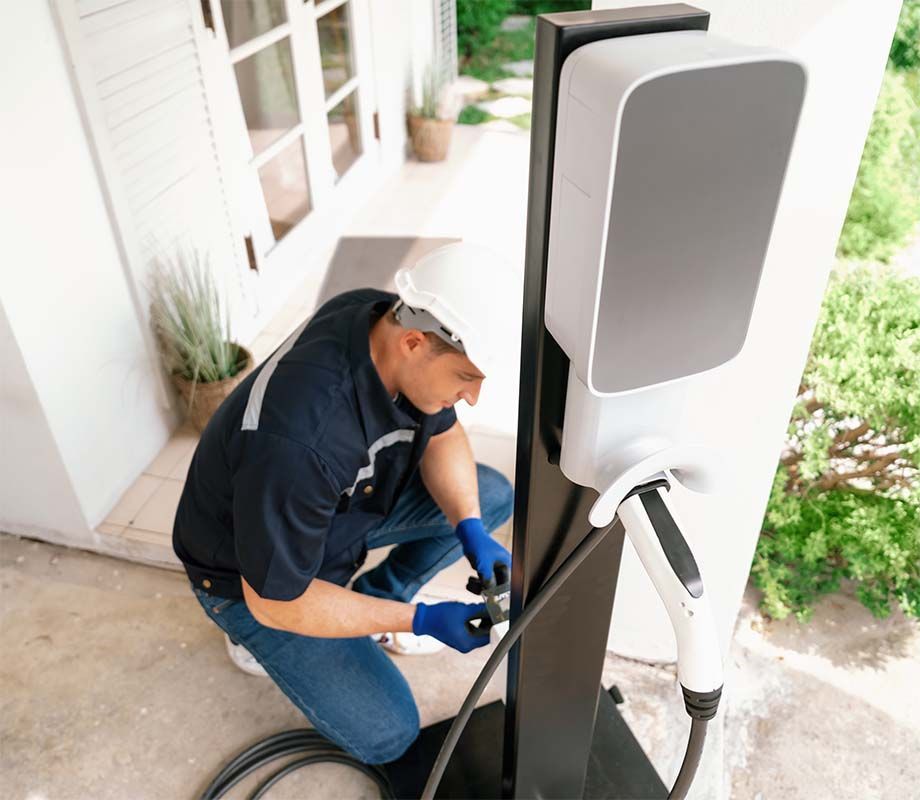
[383,6,710,798]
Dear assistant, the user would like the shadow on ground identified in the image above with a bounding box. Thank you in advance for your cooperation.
[316,237,458,308]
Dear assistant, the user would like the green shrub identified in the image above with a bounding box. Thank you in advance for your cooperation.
[889,0,920,71]
[753,267,920,621]
[837,69,920,262]
[460,17,536,83]
[457,0,512,60]
[458,105,492,125]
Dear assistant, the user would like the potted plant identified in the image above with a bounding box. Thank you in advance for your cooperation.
[149,249,253,432]
[407,66,458,162]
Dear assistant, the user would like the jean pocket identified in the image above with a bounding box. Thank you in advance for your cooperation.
[195,588,236,615]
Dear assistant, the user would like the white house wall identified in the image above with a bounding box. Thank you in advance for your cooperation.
[0,305,89,544]
[591,0,903,661]
[0,0,175,532]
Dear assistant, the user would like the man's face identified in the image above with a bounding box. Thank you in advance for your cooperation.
[398,333,485,415]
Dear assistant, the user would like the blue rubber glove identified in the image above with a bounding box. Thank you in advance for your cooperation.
[455,517,512,586]
[412,601,491,653]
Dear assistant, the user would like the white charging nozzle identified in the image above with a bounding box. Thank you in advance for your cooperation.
[591,446,725,716]
[617,485,722,705]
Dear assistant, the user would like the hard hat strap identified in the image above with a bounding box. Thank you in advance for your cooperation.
[393,299,466,355]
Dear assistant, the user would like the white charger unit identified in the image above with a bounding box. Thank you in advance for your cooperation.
[544,30,806,502]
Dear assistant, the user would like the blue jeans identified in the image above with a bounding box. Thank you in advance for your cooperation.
[192,462,513,764]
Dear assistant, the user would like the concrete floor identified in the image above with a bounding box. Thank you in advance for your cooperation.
[3,532,919,799]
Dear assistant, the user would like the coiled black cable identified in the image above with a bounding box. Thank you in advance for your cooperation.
[197,729,395,800]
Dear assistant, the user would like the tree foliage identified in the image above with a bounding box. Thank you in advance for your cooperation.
[889,0,920,71]
[753,268,920,621]
[457,0,512,60]
[837,69,920,263]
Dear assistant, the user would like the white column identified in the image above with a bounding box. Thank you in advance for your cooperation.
[589,0,903,662]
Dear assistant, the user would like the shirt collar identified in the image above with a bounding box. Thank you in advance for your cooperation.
[350,298,420,444]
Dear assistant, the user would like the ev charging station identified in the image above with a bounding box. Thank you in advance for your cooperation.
[384,5,806,799]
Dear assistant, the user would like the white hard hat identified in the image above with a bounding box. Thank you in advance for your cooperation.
[393,242,517,376]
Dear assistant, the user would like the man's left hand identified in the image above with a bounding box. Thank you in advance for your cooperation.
[455,517,511,586]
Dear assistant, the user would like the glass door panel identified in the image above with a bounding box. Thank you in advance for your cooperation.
[221,0,287,49]
[316,0,362,182]
[233,38,301,156]
[210,0,377,267]
[316,2,354,97]
[220,1,317,252]
[327,92,361,179]
[257,137,312,241]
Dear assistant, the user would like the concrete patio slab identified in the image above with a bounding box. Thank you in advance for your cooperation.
[4,533,918,799]
[500,16,533,32]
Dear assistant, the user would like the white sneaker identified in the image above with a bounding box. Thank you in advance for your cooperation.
[372,631,445,655]
[224,633,269,677]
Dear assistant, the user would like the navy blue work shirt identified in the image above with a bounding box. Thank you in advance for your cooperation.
[172,288,457,601]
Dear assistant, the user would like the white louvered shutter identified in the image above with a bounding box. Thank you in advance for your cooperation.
[53,0,254,388]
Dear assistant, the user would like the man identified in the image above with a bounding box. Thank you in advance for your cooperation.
[172,242,515,765]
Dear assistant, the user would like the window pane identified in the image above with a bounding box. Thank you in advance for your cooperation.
[317,2,354,98]
[258,137,312,243]
[327,92,362,180]
[234,38,300,156]
[221,0,287,49]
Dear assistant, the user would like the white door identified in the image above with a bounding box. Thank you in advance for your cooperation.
[205,0,379,277]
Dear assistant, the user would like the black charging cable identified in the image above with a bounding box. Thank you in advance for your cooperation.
[199,516,714,800]
[420,516,714,800]
[197,729,395,800]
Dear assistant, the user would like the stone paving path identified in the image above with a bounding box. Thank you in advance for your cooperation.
[476,95,532,119]
[455,44,535,131]
[455,60,535,131]
[492,77,533,97]
[501,60,536,77]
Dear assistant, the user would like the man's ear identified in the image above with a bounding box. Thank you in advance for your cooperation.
[400,329,428,357]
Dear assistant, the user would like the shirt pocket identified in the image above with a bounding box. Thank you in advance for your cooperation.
[352,442,413,513]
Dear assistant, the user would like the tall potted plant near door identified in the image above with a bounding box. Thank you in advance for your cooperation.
[149,249,253,431]
[407,65,458,162]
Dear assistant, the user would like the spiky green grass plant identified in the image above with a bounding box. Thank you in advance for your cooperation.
[149,250,246,403]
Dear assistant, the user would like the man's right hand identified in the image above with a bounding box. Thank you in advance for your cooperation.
[412,601,491,653]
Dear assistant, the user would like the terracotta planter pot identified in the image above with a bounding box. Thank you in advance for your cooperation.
[407,114,453,162]
[172,345,253,432]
